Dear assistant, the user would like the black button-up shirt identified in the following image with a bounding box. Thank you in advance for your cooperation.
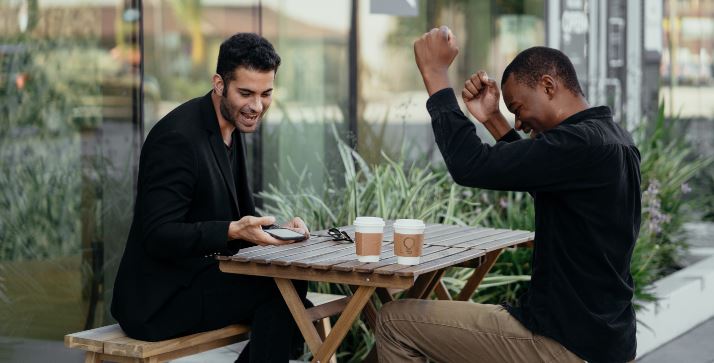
[427,88,640,362]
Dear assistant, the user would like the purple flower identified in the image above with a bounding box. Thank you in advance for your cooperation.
[499,197,508,209]
[681,183,691,194]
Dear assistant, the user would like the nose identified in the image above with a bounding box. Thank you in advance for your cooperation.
[249,96,263,114]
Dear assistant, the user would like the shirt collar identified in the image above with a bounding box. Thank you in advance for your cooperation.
[559,106,612,126]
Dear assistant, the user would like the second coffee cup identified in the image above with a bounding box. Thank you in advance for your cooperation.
[353,217,385,262]
[393,219,426,265]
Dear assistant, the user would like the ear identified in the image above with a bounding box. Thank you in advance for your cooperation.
[212,74,224,95]
[540,75,557,100]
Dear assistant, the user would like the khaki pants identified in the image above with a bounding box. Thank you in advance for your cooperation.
[375,300,584,363]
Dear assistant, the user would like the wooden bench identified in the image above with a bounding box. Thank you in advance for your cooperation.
[66,292,345,363]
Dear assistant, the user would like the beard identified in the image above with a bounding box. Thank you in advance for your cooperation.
[219,94,263,132]
[219,95,238,126]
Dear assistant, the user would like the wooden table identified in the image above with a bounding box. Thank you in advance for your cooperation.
[218,224,533,363]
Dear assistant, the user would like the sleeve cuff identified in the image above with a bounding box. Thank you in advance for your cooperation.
[426,88,460,117]
[498,128,522,143]
[201,220,232,255]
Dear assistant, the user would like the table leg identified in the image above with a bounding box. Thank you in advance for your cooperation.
[313,285,376,363]
[274,278,324,356]
[406,269,446,299]
[434,279,452,300]
[456,249,503,301]
[274,278,376,363]
[350,285,379,330]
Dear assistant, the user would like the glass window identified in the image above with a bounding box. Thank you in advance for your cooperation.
[662,0,714,120]
[258,0,352,202]
[0,0,142,359]
[358,0,545,165]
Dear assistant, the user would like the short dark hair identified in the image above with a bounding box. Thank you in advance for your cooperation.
[501,46,584,96]
[216,33,281,83]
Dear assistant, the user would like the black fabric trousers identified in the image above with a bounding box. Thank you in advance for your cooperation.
[138,263,308,363]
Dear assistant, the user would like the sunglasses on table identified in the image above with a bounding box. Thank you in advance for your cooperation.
[311,228,354,243]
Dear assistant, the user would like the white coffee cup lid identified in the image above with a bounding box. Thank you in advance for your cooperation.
[354,216,385,227]
[393,219,425,228]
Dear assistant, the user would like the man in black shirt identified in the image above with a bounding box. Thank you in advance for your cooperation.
[376,26,639,363]
[112,33,310,362]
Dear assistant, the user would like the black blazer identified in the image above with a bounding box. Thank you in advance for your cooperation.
[111,92,255,339]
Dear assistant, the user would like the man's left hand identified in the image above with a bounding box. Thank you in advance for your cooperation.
[282,217,310,239]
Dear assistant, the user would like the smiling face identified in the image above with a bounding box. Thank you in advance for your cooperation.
[215,66,275,133]
[502,74,556,134]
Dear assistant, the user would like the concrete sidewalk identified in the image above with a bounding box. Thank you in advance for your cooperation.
[638,317,714,363]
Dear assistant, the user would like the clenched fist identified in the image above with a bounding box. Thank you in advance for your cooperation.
[414,25,459,95]
[462,71,501,124]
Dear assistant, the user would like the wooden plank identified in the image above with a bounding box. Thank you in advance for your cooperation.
[392,248,486,277]
[83,351,102,363]
[423,228,514,247]
[315,320,338,363]
[293,246,368,269]
[228,237,336,262]
[466,233,535,252]
[373,246,469,276]
[306,292,346,306]
[329,244,397,272]
[224,226,357,262]
[259,241,353,266]
[149,335,242,362]
[451,230,533,248]
[95,354,140,363]
[219,261,415,289]
[312,286,376,363]
[350,285,379,330]
[434,280,452,300]
[405,271,440,299]
[292,225,456,271]
[65,324,127,353]
[351,245,447,274]
[103,325,249,358]
[456,249,503,301]
[328,225,470,273]
[305,297,351,322]
[234,226,389,265]
[275,278,324,356]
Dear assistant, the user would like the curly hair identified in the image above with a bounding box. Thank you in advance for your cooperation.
[501,46,584,96]
[216,33,281,84]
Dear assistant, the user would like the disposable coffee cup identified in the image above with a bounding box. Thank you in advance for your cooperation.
[353,217,385,262]
[393,219,426,265]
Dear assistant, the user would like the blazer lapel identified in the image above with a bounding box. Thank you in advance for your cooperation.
[201,92,240,212]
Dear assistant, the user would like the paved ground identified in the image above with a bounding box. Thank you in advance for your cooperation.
[638,317,714,363]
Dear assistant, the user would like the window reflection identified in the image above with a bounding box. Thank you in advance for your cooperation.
[0,0,141,350]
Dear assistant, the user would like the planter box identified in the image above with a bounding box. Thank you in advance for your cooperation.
[636,253,714,357]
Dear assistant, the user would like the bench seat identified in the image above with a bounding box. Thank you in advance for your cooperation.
[66,292,345,363]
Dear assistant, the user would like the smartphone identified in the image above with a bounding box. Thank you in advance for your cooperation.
[264,227,307,241]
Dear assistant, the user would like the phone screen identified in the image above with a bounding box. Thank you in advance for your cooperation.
[265,228,306,241]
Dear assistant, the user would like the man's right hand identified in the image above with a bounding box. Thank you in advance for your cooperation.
[227,215,291,246]
[413,25,459,95]
[462,71,502,123]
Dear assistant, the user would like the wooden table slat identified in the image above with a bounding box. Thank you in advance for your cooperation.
[372,245,469,276]
[465,233,535,252]
[424,228,513,247]
[229,237,334,262]
[451,230,533,248]
[352,245,450,273]
[303,224,466,271]
[269,243,356,266]
[394,248,488,277]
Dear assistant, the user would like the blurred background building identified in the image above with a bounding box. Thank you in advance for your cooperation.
[0,0,712,361]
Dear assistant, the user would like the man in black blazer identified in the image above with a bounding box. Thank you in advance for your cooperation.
[111,33,310,362]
